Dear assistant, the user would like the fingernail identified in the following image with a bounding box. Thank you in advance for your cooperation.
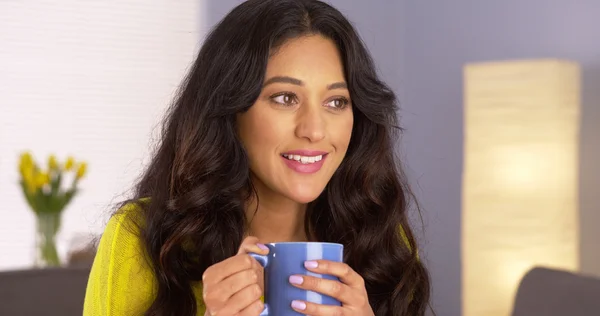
[291,300,306,310]
[304,260,318,269]
[289,275,304,285]
[257,243,269,251]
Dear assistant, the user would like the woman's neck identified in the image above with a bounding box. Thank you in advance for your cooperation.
[244,179,308,243]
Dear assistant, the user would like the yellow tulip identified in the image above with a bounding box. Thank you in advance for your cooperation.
[65,157,75,170]
[48,155,58,170]
[20,162,33,179]
[76,162,87,179]
[34,172,50,188]
[20,152,33,164]
[19,152,34,175]
[23,167,36,193]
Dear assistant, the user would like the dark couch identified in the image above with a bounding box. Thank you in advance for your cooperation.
[0,267,90,316]
[512,266,600,316]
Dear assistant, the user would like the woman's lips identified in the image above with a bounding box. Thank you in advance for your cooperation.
[280,152,328,174]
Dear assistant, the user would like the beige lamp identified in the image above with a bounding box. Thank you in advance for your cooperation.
[462,59,581,316]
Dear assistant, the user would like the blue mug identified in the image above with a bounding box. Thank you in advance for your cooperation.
[250,242,344,315]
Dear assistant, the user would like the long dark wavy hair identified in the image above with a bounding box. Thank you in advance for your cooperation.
[122,0,431,315]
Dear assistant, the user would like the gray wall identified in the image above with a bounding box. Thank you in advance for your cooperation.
[402,1,600,315]
[205,1,600,316]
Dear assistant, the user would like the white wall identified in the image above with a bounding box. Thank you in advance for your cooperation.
[0,0,204,270]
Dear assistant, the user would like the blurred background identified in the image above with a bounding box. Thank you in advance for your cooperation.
[1,1,599,315]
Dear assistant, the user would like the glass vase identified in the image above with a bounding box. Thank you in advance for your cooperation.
[35,212,62,267]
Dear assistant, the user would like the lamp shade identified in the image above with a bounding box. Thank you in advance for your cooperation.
[462,59,580,316]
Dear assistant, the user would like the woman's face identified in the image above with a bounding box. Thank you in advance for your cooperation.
[237,35,354,204]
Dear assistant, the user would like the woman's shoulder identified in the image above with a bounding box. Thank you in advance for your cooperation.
[91,199,206,315]
[98,200,144,256]
[106,199,147,236]
[94,199,154,273]
[99,199,155,271]
[84,199,157,315]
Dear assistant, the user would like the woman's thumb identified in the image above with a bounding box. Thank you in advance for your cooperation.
[237,236,270,255]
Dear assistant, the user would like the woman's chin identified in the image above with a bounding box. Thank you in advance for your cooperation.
[290,194,320,204]
[283,185,326,204]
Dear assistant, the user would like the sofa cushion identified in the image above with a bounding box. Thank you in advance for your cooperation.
[512,266,600,316]
[0,267,90,316]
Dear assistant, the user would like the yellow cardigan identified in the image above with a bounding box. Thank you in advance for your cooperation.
[83,204,206,315]
[83,204,413,315]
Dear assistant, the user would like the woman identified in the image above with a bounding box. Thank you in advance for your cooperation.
[83,0,431,315]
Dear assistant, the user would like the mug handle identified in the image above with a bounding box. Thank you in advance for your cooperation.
[249,253,269,316]
[249,252,269,268]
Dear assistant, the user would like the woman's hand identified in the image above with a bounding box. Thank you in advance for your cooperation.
[288,260,375,316]
[202,236,268,316]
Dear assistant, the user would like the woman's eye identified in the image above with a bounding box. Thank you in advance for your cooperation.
[325,98,350,109]
[271,93,298,105]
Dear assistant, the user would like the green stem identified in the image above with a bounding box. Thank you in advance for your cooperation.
[36,212,61,267]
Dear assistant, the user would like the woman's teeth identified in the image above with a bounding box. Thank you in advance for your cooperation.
[282,154,323,164]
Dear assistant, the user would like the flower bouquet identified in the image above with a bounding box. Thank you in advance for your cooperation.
[18,152,87,267]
